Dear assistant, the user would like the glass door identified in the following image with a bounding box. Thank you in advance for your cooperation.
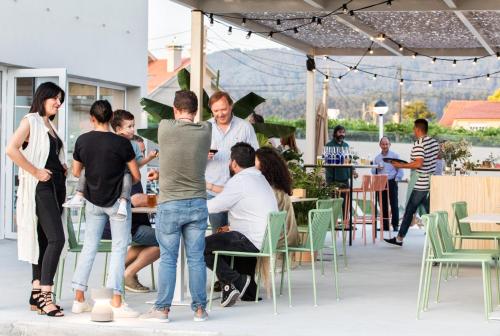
[3,68,66,239]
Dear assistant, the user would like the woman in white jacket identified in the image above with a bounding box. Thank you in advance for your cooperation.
[6,82,67,317]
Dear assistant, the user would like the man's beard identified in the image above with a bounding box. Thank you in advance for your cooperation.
[229,164,235,177]
[335,135,344,142]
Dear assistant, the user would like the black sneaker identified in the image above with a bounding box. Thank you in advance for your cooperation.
[221,283,240,307]
[384,237,403,247]
[214,280,222,292]
[234,275,251,299]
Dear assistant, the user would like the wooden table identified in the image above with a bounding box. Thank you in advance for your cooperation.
[460,214,500,225]
[304,164,377,245]
[132,206,189,305]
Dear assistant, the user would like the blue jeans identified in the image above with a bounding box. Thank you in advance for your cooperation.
[72,200,131,295]
[398,190,429,238]
[132,225,158,246]
[155,198,208,311]
[207,193,228,233]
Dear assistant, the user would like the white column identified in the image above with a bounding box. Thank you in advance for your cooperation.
[305,69,316,165]
[190,9,205,122]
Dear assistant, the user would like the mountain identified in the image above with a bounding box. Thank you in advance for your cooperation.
[206,48,499,120]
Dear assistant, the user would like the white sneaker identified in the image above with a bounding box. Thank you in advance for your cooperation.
[63,195,84,208]
[72,300,92,314]
[140,307,170,322]
[117,199,128,218]
[112,303,139,318]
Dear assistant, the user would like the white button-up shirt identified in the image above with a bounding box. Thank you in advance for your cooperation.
[205,116,259,193]
[371,150,404,181]
[207,167,278,250]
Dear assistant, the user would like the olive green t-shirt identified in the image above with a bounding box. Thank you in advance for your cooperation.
[158,119,212,203]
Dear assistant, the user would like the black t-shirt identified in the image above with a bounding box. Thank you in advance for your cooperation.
[45,133,64,173]
[73,131,135,207]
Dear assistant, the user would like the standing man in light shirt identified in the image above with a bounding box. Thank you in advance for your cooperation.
[205,142,278,308]
[371,137,404,232]
[206,91,259,233]
[384,119,439,246]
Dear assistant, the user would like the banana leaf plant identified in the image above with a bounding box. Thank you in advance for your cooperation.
[138,68,295,144]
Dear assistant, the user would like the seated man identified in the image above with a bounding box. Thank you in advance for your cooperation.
[102,183,160,292]
[204,142,278,307]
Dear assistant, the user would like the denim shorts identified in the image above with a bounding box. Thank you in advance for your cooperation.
[132,225,159,246]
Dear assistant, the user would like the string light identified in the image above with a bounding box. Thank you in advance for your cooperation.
[368,47,374,54]
[372,74,377,80]
[209,13,214,26]
[431,57,436,64]
[487,73,491,80]
[428,80,432,87]
[457,79,462,85]
[293,27,299,34]
[376,33,385,41]
[353,66,358,73]
[412,53,417,59]
[349,10,355,17]
[342,4,348,14]
[276,19,281,26]
[227,26,232,35]
[267,31,273,39]
[241,18,246,26]
[337,76,342,82]
[246,31,252,39]
[400,78,404,85]
[473,57,477,65]
[497,52,500,60]
[387,0,392,6]
[398,45,404,52]
[452,59,457,67]
[311,17,317,24]
[317,17,322,25]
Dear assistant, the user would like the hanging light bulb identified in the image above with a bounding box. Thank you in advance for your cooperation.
[497,52,500,60]
[349,10,355,17]
[457,79,462,86]
[431,57,436,64]
[342,4,348,14]
[353,66,358,73]
[428,80,432,87]
[368,47,374,54]
[311,17,317,24]
[246,31,252,39]
[267,31,273,39]
[372,74,377,80]
[227,26,232,35]
[293,27,299,34]
[387,0,392,7]
[398,45,404,52]
[399,78,404,85]
[337,76,342,82]
[325,75,329,81]
[242,18,247,26]
[473,57,477,65]
[276,19,281,26]
[487,73,491,81]
[376,33,385,41]
[412,52,417,59]
[209,13,214,26]
[317,17,322,25]
[452,59,457,67]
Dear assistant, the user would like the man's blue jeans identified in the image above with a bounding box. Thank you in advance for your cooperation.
[398,190,430,238]
[154,198,208,311]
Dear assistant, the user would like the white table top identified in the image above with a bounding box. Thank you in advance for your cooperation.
[290,197,318,203]
[460,214,500,224]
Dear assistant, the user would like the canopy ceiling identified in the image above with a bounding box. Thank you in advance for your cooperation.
[173,0,500,57]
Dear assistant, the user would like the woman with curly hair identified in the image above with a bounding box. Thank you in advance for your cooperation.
[255,147,299,247]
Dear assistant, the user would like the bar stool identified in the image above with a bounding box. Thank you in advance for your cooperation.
[352,175,372,245]
[371,174,392,243]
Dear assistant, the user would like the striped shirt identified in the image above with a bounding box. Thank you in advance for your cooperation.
[205,116,259,194]
[411,136,439,191]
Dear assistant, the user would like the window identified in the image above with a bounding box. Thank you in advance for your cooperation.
[100,87,125,110]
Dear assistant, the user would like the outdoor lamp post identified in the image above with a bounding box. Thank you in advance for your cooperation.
[373,100,389,140]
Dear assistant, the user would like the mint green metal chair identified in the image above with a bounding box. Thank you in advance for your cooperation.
[453,201,500,243]
[208,211,290,315]
[278,208,339,306]
[417,213,494,320]
[316,199,346,273]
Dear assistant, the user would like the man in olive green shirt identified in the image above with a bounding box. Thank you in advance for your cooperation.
[325,125,357,186]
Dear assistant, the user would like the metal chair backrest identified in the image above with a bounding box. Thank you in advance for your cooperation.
[435,211,456,253]
[452,201,471,235]
[371,174,389,192]
[423,213,445,259]
[316,198,343,228]
[359,175,372,191]
[260,211,287,255]
[304,209,332,252]
[66,210,79,250]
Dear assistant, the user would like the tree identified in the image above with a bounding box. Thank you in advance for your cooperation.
[487,88,500,101]
[402,100,436,121]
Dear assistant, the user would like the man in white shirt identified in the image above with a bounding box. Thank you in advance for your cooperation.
[371,137,404,231]
[206,91,259,233]
[205,142,278,308]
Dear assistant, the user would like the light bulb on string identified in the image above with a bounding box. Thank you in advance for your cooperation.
[387,0,392,7]
[473,58,477,65]
[368,47,374,54]
[452,59,457,67]
[227,26,232,35]
[428,80,432,87]
[293,27,299,34]
[457,79,462,86]
[209,14,214,26]
[337,76,342,82]
[412,53,417,59]
[342,4,348,14]
[487,73,491,81]
[242,18,246,26]
[353,66,358,73]
[399,78,404,85]
[317,17,322,25]
[267,31,273,39]
[349,10,355,17]
[311,17,317,24]
[497,52,500,60]
[398,45,403,52]
[372,74,377,80]
[276,19,281,26]
[246,31,252,39]
[431,57,436,64]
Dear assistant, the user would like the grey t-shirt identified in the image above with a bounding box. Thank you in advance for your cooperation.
[158,119,212,203]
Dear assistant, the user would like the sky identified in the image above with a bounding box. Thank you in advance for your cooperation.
[148,0,286,58]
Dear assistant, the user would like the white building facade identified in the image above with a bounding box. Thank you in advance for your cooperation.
[0,0,148,239]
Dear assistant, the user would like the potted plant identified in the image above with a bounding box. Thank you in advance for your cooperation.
[441,139,472,173]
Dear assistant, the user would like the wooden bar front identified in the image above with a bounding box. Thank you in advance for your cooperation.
[430,176,500,249]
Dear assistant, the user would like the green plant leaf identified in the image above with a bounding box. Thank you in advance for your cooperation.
[138,127,159,144]
[232,92,266,119]
[140,98,173,122]
[177,68,190,91]
[252,122,295,138]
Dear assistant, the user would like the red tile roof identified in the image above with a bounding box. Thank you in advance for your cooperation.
[147,58,191,94]
[439,100,500,126]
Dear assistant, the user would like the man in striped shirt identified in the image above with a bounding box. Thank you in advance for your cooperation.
[205,91,259,233]
[384,119,439,246]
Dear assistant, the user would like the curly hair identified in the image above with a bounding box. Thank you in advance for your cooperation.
[256,147,292,195]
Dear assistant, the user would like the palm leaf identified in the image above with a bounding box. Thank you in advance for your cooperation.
[177,68,190,91]
[140,98,173,122]
[138,127,159,144]
[253,122,296,138]
[232,92,266,119]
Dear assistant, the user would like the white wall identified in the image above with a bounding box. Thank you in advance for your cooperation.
[0,0,147,87]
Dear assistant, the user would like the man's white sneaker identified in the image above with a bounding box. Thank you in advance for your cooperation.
[71,300,92,314]
[112,303,140,318]
[140,307,170,322]
[63,195,84,208]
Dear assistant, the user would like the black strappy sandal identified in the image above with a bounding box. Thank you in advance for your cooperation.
[30,289,63,311]
[37,291,64,317]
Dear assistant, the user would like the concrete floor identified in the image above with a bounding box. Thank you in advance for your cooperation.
[1,227,499,336]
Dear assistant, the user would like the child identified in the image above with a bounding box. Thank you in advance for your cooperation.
[63,110,158,217]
